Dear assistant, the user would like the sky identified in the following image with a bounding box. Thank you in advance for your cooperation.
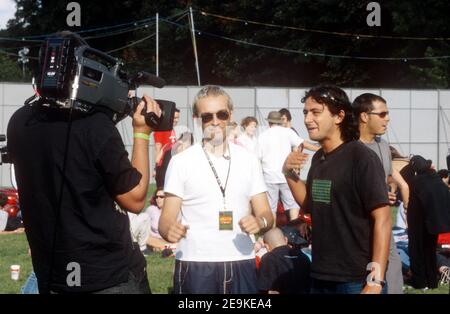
[0,0,16,30]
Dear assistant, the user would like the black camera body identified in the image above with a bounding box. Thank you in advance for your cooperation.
[35,34,174,130]
[142,99,177,132]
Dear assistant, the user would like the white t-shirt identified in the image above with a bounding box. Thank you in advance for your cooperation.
[145,205,163,239]
[127,212,150,251]
[164,142,267,262]
[237,133,258,156]
[257,125,304,183]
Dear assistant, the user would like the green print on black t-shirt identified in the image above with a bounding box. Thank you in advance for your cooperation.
[312,179,332,204]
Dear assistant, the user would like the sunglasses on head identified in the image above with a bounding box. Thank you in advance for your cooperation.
[200,110,230,124]
[368,111,389,118]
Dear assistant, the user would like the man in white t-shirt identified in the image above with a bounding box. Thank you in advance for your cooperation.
[258,111,318,221]
[159,85,273,294]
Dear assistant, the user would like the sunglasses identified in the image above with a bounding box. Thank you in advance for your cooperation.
[200,110,230,124]
[156,195,165,199]
[319,92,337,103]
[368,111,389,118]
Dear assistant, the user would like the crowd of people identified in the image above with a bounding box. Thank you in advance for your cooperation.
[4,79,450,294]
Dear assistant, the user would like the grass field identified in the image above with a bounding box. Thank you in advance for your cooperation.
[0,233,175,294]
[1,232,448,294]
[0,193,448,294]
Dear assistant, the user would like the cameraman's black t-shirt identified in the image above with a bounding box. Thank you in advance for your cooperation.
[304,141,389,282]
[7,105,143,293]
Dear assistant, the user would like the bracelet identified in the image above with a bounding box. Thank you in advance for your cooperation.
[133,132,150,140]
[283,168,300,182]
[259,216,268,229]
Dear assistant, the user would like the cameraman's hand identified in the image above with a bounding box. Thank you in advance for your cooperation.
[132,95,161,134]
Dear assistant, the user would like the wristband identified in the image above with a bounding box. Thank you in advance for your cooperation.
[259,216,268,229]
[133,132,150,140]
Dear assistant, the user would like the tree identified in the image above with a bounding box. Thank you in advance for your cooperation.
[2,0,449,88]
[0,54,23,82]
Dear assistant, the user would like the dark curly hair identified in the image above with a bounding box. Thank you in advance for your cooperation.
[301,85,359,142]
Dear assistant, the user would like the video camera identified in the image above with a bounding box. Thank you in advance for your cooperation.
[30,31,176,131]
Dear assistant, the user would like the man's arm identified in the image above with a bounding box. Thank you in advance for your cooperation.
[159,193,188,243]
[361,205,391,294]
[115,95,158,213]
[239,192,274,234]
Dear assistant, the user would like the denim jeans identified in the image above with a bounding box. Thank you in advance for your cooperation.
[174,259,258,294]
[311,278,388,294]
[21,271,39,294]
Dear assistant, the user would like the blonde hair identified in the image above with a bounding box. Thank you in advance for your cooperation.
[192,85,234,117]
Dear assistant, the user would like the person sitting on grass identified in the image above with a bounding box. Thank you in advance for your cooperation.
[257,228,310,294]
[144,188,177,252]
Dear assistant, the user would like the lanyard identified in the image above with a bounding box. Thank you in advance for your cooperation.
[202,144,231,208]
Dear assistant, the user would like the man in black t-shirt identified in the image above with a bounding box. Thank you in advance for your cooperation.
[283,85,391,294]
[257,228,310,294]
[7,92,160,293]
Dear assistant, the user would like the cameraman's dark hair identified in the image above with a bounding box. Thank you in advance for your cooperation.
[352,93,386,118]
[279,108,292,121]
[301,85,359,142]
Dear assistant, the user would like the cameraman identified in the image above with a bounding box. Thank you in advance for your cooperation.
[7,86,159,293]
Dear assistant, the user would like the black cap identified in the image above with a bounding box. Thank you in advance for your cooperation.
[410,155,432,174]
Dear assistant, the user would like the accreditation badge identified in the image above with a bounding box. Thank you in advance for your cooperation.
[219,211,233,230]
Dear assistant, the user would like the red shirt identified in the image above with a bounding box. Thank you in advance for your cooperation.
[438,233,450,246]
[153,130,176,146]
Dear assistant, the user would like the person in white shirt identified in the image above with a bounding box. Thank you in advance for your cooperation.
[159,85,273,294]
[237,116,259,155]
[145,188,177,251]
[258,111,318,221]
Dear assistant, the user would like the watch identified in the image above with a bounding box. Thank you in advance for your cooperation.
[368,278,386,287]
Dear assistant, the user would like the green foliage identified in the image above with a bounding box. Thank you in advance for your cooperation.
[0,55,25,82]
[1,0,449,87]
[0,233,176,294]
